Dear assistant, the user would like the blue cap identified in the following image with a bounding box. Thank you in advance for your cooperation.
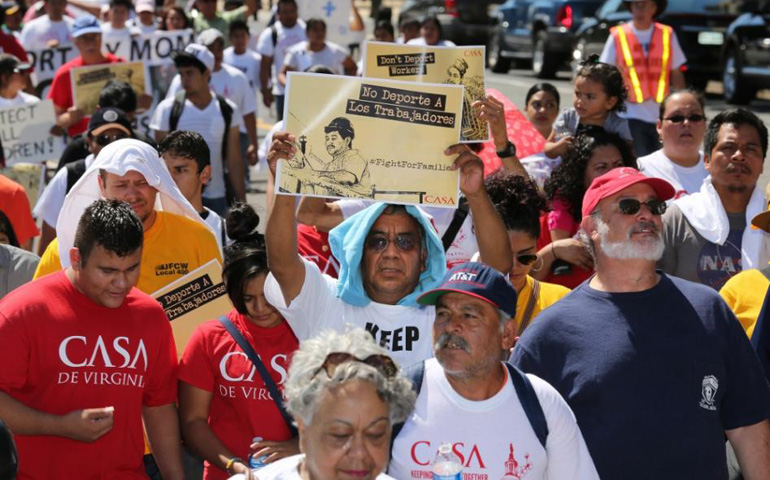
[72,15,102,38]
[417,262,517,317]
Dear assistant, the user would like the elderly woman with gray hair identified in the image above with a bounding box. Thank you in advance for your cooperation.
[229,329,416,480]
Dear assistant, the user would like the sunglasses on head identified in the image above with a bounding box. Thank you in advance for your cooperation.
[94,132,129,146]
[365,233,419,253]
[663,114,706,124]
[614,198,667,216]
[315,352,398,379]
[516,254,539,266]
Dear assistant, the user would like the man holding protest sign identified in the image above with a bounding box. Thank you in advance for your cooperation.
[49,14,124,137]
[0,199,185,480]
[263,130,511,366]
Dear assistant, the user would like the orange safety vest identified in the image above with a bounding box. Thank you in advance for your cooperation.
[611,22,673,104]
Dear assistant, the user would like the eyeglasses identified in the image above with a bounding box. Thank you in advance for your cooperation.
[663,114,706,124]
[315,352,398,379]
[364,233,419,253]
[94,133,129,146]
[614,198,667,216]
[516,254,539,266]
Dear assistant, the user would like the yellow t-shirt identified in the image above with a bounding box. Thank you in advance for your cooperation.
[720,268,770,339]
[34,211,223,294]
[515,275,571,332]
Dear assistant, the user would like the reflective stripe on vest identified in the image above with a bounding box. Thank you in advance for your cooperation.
[615,26,644,103]
[612,22,673,104]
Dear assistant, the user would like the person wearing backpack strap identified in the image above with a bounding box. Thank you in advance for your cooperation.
[256,0,306,119]
[389,262,599,480]
[150,44,245,216]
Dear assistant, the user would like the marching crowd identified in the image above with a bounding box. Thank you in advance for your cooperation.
[1,0,770,479]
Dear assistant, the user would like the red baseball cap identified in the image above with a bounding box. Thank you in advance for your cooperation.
[581,167,676,218]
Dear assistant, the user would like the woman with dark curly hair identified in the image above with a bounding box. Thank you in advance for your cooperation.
[545,54,633,159]
[536,130,637,288]
[481,170,570,335]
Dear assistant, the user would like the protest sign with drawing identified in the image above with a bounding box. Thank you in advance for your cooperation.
[278,72,463,208]
[70,61,148,116]
[297,0,352,47]
[0,100,63,165]
[152,259,232,360]
[362,41,488,143]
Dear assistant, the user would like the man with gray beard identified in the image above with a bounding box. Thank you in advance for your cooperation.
[659,108,770,290]
[512,167,770,480]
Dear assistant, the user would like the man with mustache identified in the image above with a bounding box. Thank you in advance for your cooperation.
[658,108,770,290]
[512,167,770,479]
[387,262,599,480]
[264,132,512,367]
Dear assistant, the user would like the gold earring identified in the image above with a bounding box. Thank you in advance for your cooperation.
[530,256,544,272]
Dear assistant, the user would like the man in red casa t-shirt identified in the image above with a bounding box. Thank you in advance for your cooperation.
[0,199,184,480]
[48,14,124,137]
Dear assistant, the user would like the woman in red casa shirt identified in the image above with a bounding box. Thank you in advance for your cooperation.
[178,204,299,480]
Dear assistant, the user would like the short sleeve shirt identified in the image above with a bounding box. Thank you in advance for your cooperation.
[0,271,178,479]
[511,274,770,479]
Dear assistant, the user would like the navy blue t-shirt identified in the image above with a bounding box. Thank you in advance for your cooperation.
[511,273,770,479]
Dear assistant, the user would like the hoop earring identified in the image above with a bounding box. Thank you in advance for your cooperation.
[530,255,544,272]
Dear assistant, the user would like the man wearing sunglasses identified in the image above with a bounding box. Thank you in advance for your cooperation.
[388,262,599,480]
[264,132,511,366]
[512,167,770,479]
[659,108,770,291]
[637,89,708,199]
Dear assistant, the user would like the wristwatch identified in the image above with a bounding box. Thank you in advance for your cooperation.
[496,140,517,158]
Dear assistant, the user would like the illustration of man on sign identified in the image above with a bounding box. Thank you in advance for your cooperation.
[445,58,486,141]
[286,116,373,198]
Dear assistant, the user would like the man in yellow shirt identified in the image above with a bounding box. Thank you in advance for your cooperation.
[34,138,222,294]
[721,193,770,338]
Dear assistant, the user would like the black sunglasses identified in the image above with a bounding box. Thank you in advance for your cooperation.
[614,198,667,216]
[516,254,539,266]
[94,133,129,146]
[365,233,419,253]
[663,114,706,124]
[315,352,398,379]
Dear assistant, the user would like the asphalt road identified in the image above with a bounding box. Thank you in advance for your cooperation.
[247,59,770,231]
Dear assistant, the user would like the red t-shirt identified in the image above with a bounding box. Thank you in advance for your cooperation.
[178,310,299,480]
[0,174,39,246]
[537,213,593,289]
[297,224,339,278]
[0,271,178,480]
[48,53,124,137]
[0,31,28,64]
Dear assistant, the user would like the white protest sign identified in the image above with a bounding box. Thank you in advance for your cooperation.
[103,29,196,66]
[25,45,79,97]
[0,100,63,165]
[297,0,352,46]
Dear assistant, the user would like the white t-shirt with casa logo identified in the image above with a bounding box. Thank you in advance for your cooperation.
[389,359,599,480]
[263,258,435,367]
[337,199,477,268]
[637,148,707,201]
